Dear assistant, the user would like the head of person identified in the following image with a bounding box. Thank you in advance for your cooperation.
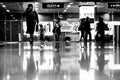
[81,18,85,22]
[86,17,89,21]
[98,17,103,22]
[27,4,33,11]
[40,24,43,28]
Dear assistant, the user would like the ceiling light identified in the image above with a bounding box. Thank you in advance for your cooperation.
[69,2,73,5]
[6,10,10,12]
[67,5,71,8]
[2,5,6,8]
[63,10,67,12]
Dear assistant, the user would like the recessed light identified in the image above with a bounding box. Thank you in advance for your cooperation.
[2,5,6,8]
[67,5,71,8]
[69,2,73,5]
[6,10,10,12]
[63,10,67,12]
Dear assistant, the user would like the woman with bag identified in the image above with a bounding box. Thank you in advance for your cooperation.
[96,17,108,41]
[78,18,85,41]
[23,4,39,44]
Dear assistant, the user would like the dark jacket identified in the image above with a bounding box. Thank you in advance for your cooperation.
[96,22,107,32]
[24,10,39,34]
[53,23,61,34]
[84,20,91,32]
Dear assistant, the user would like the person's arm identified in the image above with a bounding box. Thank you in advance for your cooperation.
[34,11,39,24]
[23,8,29,17]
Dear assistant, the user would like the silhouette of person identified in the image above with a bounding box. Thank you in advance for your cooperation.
[78,18,85,41]
[24,4,39,44]
[53,42,61,72]
[84,17,92,41]
[39,24,45,41]
[96,17,107,41]
[52,18,61,41]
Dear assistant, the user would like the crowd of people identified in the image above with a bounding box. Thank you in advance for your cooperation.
[78,17,108,42]
[24,4,109,44]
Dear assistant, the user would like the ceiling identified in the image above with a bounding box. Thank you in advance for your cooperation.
[1,0,120,2]
[0,2,120,14]
[0,2,80,13]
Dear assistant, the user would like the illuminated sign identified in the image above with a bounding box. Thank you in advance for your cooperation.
[108,3,120,8]
[79,6,95,23]
[79,6,95,19]
[42,3,64,9]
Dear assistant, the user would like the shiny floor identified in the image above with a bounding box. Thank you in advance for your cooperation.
[0,41,120,80]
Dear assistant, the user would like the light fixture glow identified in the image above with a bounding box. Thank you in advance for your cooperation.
[6,10,10,12]
[2,5,6,8]
[69,2,73,5]
[67,4,71,8]
[63,10,67,12]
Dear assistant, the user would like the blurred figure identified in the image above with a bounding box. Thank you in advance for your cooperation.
[78,18,85,41]
[96,42,105,72]
[23,4,39,44]
[26,45,37,80]
[96,17,108,41]
[52,18,61,41]
[53,42,61,72]
[84,17,92,41]
[97,52,105,72]
[78,42,91,71]
[39,24,45,41]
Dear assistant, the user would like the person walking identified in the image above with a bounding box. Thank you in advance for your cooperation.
[23,4,39,44]
[39,24,45,41]
[84,17,92,41]
[52,18,61,41]
[78,18,85,41]
[96,17,108,41]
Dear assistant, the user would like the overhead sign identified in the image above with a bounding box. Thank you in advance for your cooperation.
[79,6,95,19]
[108,3,120,8]
[42,3,64,9]
[79,2,95,6]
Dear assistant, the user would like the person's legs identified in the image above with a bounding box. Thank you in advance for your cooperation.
[40,34,44,41]
[80,31,84,41]
[30,33,33,41]
[89,31,92,41]
[55,34,59,41]
[84,31,88,41]
[101,31,105,41]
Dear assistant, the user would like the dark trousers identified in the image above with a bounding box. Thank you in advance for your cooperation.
[40,34,44,41]
[80,30,85,40]
[55,33,60,41]
[84,31,91,41]
[30,33,33,41]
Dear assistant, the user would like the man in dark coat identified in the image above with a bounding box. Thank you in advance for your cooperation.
[24,4,39,43]
[78,18,85,41]
[84,17,91,41]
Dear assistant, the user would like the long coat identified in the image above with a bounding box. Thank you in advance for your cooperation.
[24,10,39,34]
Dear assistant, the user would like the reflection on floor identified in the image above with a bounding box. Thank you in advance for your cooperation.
[0,41,119,80]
